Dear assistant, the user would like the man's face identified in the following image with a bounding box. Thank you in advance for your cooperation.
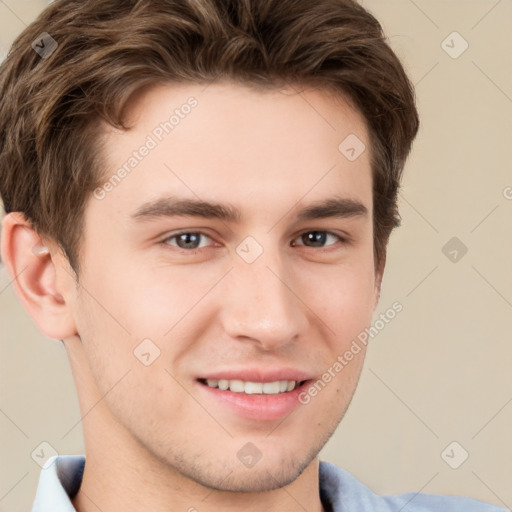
[64,81,380,491]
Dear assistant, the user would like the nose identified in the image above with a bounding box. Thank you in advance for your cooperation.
[219,249,307,351]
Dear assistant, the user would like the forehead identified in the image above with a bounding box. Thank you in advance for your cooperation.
[92,80,372,226]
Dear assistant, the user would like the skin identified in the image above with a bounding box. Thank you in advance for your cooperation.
[1,81,384,512]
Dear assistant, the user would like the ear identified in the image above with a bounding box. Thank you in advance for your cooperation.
[373,252,386,311]
[1,212,78,340]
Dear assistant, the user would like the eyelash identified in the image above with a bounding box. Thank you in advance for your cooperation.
[159,230,348,254]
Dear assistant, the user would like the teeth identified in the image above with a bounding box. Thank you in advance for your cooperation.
[204,379,299,394]
[262,381,280,394]
[245,382,263,394]
[229,380,245,392]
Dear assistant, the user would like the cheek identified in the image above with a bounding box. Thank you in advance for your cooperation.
[107,252,222,330]
[73,289,129,370]
[305,261,376,340]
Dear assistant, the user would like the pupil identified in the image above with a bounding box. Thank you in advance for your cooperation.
[303,231,326,247]
[178,233,199,249]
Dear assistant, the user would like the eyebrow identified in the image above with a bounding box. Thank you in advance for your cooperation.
[130,195,368,223]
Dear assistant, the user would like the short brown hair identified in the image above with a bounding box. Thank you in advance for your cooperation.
[0,0,419,276]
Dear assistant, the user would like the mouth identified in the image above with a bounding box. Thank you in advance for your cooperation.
[197,378,309,395]
[196,374,314,421]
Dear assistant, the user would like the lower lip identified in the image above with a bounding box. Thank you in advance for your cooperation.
[196,380,312,422]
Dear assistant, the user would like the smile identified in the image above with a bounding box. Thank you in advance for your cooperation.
[199,378,307,394]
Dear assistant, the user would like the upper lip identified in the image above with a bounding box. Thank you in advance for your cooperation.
[198,368,315,383]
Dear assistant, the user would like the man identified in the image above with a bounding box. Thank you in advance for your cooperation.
[0,0,505,511]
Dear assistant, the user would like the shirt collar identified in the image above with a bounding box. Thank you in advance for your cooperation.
[30,455,85,512]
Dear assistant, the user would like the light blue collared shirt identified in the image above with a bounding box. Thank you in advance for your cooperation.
[31,455,507,511]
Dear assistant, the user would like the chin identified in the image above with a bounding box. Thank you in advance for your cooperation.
[181,449,317,493]
[206,464,307,493]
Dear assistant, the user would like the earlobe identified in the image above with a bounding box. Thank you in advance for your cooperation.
[1,212,78,340]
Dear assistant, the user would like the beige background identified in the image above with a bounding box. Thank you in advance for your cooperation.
[1,0,511,510]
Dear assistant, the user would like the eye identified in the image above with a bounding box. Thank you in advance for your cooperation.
[159,229,347,254]
[161,231,214,251]
[291,230,345,249]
